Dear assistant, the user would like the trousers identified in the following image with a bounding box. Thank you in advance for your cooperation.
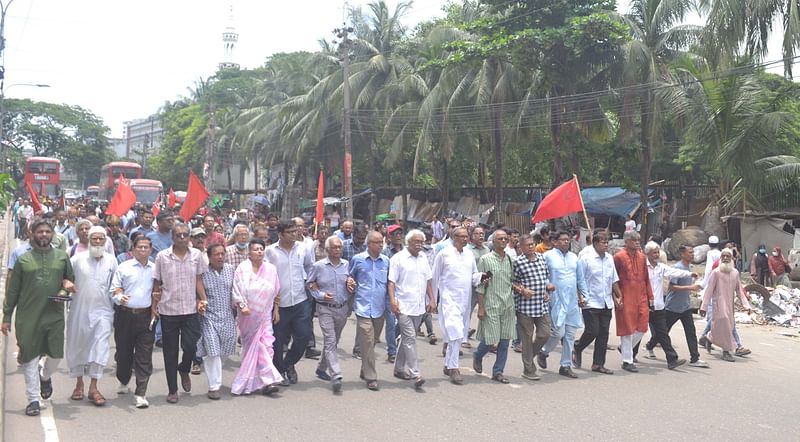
[620,331,644,364]
[543,321,578,368]
[356,315,385,381]
[395,314,422,378]
[517,313,551,375]
[273,299,313,374]
[317,303,348,380]
[114,308,154,396]
[641,309,679,362]
[574,308,612,367]
[160,313,201,394]
[23,356,60,403]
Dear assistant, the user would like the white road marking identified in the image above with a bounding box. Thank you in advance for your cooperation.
[760,343,775,347]
[41,399,60,442]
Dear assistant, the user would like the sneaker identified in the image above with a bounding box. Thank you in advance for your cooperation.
[117,383,131,394]
[332,378,343,393]
[352,349,362,360]
[667,358,687,370]
[207,389,221,400]
[512,343,522,353]
[645,349,657,359]
[316,369,332,381]
[134,395,149,408]
[688,359,710,368]
[191,361,202,375]
[428,334,438,345]
[387,354,396,363]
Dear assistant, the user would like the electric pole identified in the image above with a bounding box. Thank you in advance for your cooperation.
[334,25,354,219]
[207,99,216,192]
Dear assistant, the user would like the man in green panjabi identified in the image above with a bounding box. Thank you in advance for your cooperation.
[2,218,75,417]
[472,228,516,384]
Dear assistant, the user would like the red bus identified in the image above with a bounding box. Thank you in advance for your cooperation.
[24,157,61,198]
[99,161,142,200]
[85,185,100,200]
[130,179,163,205]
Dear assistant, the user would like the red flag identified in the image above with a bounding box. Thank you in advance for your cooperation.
[315,169,325,226]
[531,177,585,223]
[180,171,209,221]
[106,174,137,217]
[168,188,177,208]
[25,182,43,213]
[152,194,161,218]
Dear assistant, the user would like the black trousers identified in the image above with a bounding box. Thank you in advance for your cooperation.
[664,309,700,363]
[114,308,155,396]
[640,309,679,363]
[273,299,313,374]
[574,308,612,367]
[160,313,201,394]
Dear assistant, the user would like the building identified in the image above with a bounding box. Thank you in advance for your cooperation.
[123,115,163,175]
[108,137,127,159]
[218,5,239,70]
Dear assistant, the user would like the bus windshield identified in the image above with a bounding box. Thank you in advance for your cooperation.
[133,187,160,204]
[27,162,58,173]
[111,167,141,179]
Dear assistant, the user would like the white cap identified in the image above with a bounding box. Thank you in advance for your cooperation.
[708,235,719,244]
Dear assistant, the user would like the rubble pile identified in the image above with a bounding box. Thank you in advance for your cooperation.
[739,284,800,328]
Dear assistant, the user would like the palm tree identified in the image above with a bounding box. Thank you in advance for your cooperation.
[617,0,703,229]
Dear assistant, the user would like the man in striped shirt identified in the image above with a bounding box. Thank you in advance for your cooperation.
[511,234,554,381]
[472,229,516,384]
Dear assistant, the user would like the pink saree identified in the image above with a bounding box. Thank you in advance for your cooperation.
[231,259,284,394]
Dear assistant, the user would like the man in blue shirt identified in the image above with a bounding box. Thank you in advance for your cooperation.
[146,212,174,257]
[347,231,389,391]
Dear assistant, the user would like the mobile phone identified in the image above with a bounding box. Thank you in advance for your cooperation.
[149,316,159,331]
[48,295,72,302]
[481,271,492,282]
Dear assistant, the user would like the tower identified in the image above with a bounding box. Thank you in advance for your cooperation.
[219,5,239,70]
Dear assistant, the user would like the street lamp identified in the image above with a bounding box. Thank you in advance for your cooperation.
[0,82,51,174]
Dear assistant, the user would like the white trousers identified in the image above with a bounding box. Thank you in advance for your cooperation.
[24,356,61,403]
[69,362,104,379]
[204,355,222,391]
[445,339,461,370]
[620,331,645,364]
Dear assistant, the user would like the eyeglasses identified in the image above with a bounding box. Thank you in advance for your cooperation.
[495,237,509,241]
[174,232,189,238]
[107,223,119,227]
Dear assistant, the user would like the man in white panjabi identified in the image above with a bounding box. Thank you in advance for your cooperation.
[431,227,485,385]
[67,226,118,406]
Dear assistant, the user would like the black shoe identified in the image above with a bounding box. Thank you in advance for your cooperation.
[352,349,362,360]
[40,377,53,400]
[25,401,40,416]
[332,378,343,393]
[387,354,396,363]
[622,362,639,373]
[154,339,163,348]
[262,384,280,396]
[667,358,686,370]
[536,352,547,369]
[558,367,578,379]
[279,376,291,387]
[316,369,331,381]
[572,350,582,369]
[468,328,476,339]
[305,348,321,360]
[428,334,438,345]
[286,365,298,384]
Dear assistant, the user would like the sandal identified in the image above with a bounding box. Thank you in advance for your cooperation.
[70,387,84,401]
[492,373,510,384]
[592,366,614,375]
[89,391,106,406]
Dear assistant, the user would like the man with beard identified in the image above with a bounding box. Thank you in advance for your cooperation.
[613,231,652,373]
[2,219,75,416]
[66,226,118,406]
[701,249,751,362]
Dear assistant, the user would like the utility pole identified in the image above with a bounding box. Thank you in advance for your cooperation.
[0,1,13,176]
[334,25,354,219]
[206,99,216,192]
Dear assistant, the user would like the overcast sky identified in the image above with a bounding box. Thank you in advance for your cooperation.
[1,0,791,138]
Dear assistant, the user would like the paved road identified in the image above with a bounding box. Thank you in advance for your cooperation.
[2,235,799,440]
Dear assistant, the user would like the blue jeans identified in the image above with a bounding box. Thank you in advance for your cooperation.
[273,299,313,374]
[474,339,510,376]
[701,305,742,348]
[543,322,578,368]
[384,308,397,356]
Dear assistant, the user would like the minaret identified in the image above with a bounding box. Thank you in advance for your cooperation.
[219,5,239,70]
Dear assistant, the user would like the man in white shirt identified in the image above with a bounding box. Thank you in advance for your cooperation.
[388,229,436,389]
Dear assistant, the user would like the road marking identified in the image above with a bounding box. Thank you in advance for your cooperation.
[760,343,775,347]
[41,400,60,442]
[508,383,521,389]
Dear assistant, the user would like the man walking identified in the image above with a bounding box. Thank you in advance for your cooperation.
[574,232,620,375]
[388,229,435,389]
[473,229,516,384]
[152,222,208,403]
[347,231,390,391]
[701,248,752,362]
[66,226,118,406]
[613,231,652,373]
[663,245,710,368]
[111,236,156,409]
[2,218,75,416]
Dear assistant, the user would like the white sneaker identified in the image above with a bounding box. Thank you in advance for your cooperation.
[645,349,657,359]
[134,395,149,409]
[688,359,710,368]
[117,383,131,394]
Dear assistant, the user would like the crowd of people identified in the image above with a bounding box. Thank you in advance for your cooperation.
[1,200,757,417]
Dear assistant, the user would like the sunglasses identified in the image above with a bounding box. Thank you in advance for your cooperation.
[175,232,189,238]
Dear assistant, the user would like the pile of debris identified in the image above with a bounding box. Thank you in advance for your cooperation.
[739,284,800,328]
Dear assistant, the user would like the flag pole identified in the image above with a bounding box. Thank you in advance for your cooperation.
[573,174,592,232]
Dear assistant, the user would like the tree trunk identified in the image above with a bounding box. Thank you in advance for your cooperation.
[492,106,503,212]
[477,134,489,203]
[441,156,449,217]
[639,98,653,235]
[369,142,379,223]
[549,96,564,187]
[400,156,408,227]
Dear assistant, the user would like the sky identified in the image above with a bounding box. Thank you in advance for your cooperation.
[2,0,792,139]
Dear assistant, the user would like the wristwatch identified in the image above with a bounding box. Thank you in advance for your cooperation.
[238,302,247,310]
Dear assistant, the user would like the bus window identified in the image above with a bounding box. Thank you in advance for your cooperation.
[42,163,58,173]
[28,163,42,173]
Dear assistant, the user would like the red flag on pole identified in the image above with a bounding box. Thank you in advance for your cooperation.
[180,171,209,221]
[168,188,177,208]
[152,194,161,218]
[106,174,137,217]
[25,182,43,214]
[531,177,585,223]
[315,169,324,226]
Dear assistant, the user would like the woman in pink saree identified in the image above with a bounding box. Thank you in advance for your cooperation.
[231,238,284,395]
